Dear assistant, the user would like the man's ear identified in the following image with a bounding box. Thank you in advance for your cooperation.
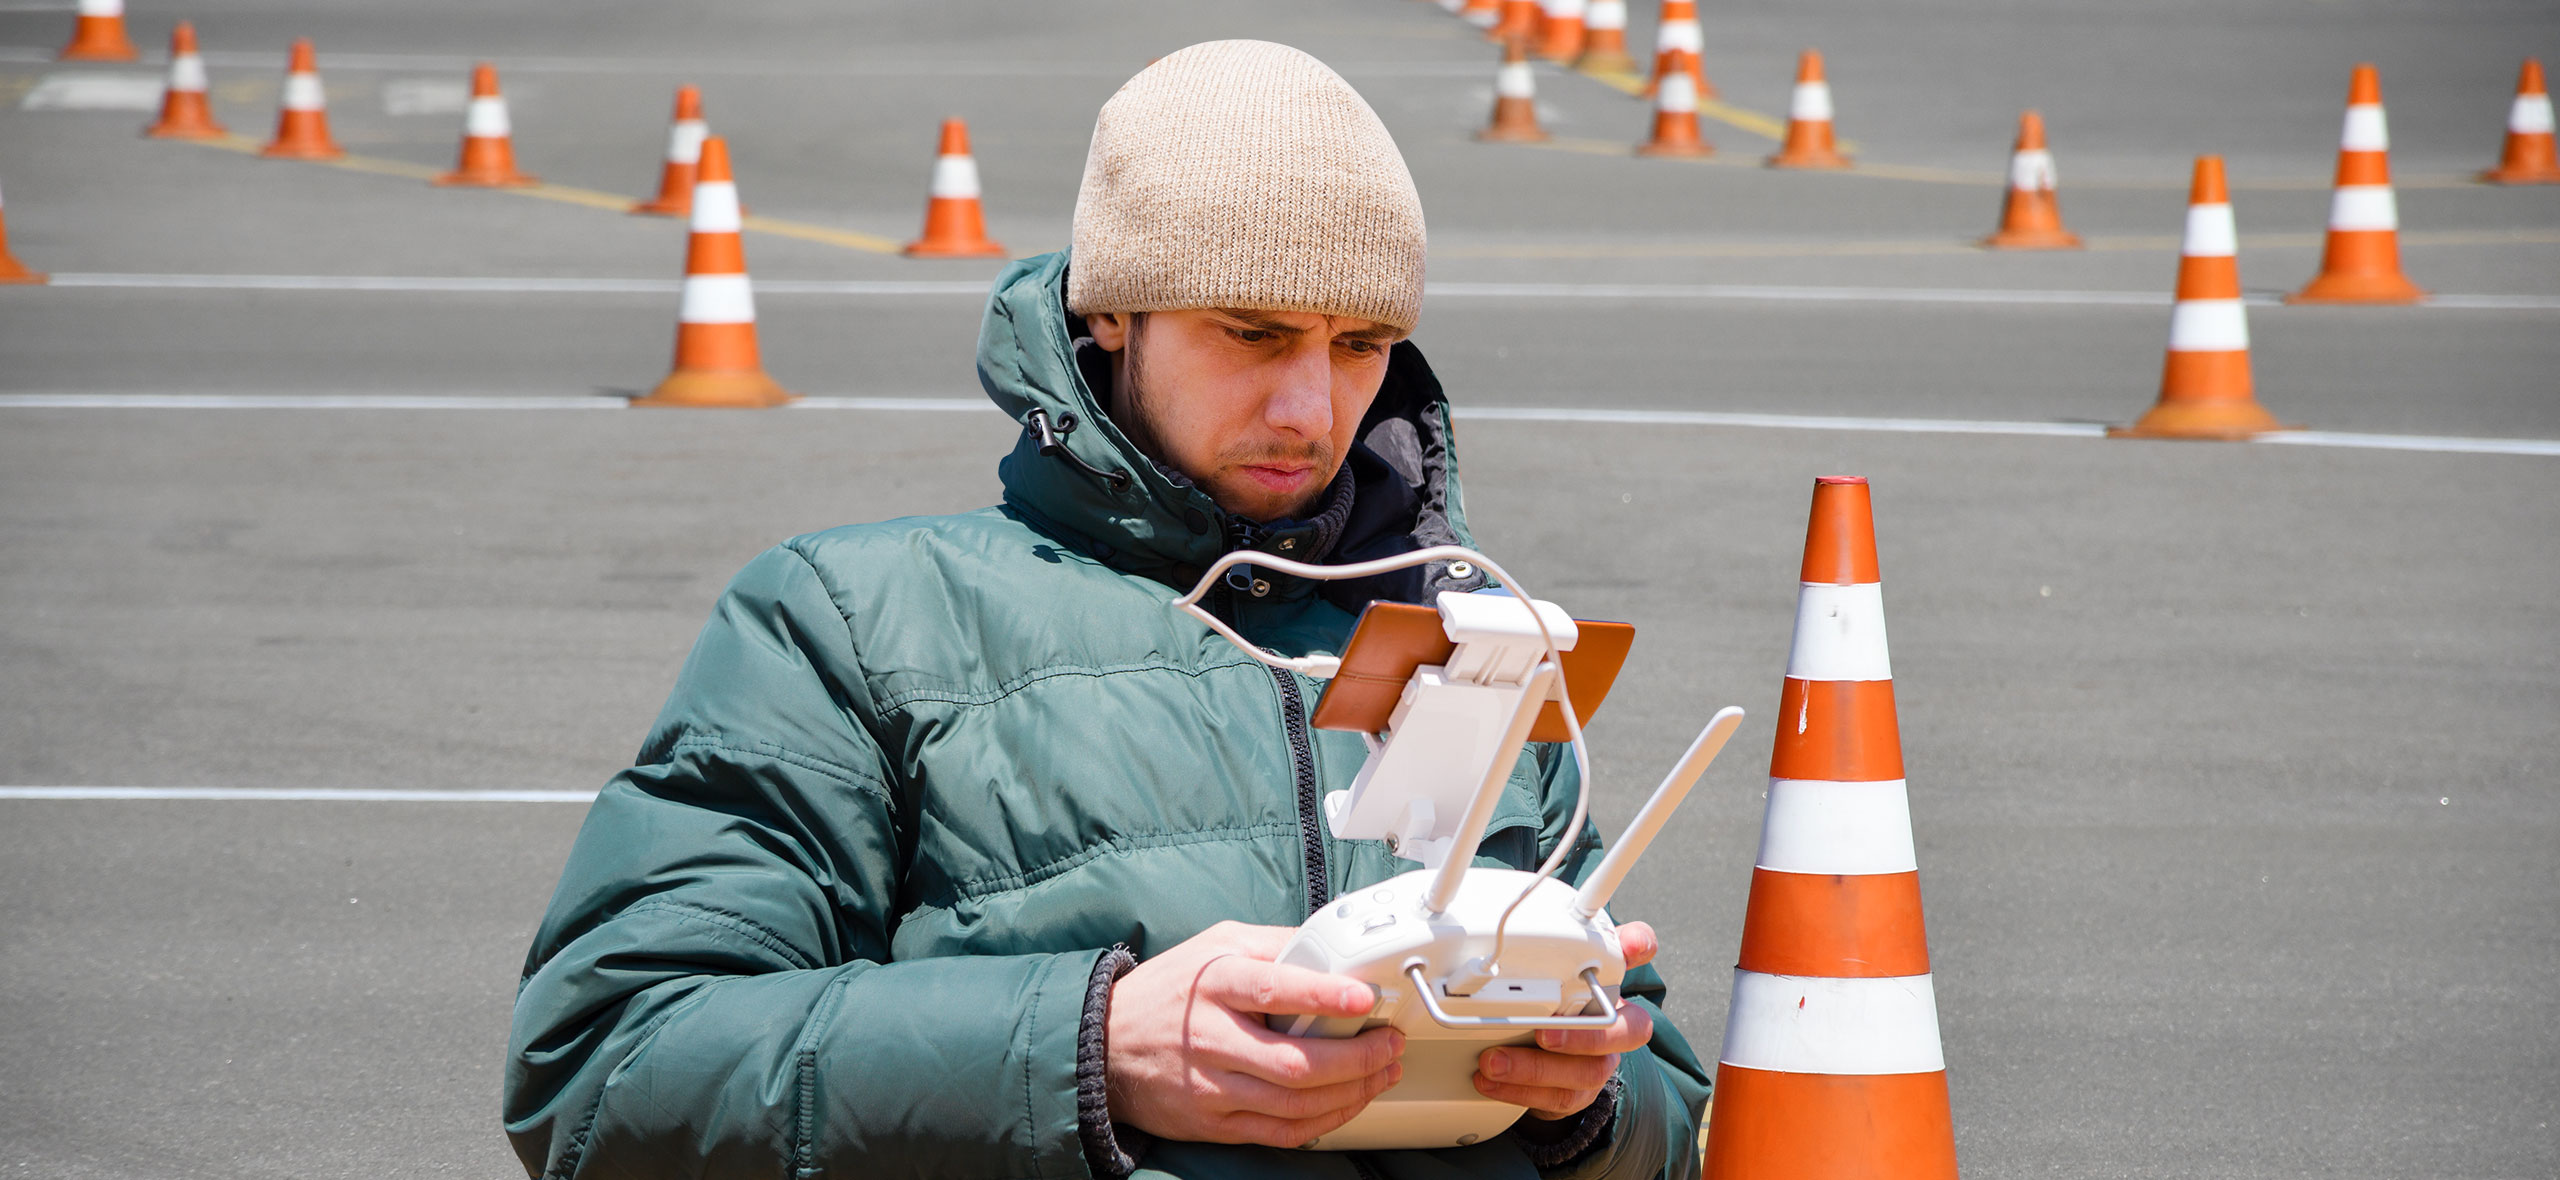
[1087,311,1131,352]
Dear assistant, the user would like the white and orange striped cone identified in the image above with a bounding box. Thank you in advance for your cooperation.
[1699,475,1958,1180]
[144,21,228,140]
[1767,49,1851,169]
[435,63,537,187]
[2288,64,2425,304]
[1487,0,1540,43]
[2479,58,2559,185]
[1980,110,2080,249]
[0,174,47,285]
[1535,0,1586,63]
[1459,0,1503,29]
[58,0,137,61]
[259,38,343,160]
[633,85,709,216]
[1478,37,1549,143]
[1641,0,1714,101]
[634,136,792,409]
[1635,53,1710,157]
[903,118,1007,259]
[2112,156,2288,440]
[1575,0,1635,73]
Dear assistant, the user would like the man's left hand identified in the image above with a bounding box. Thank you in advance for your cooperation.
[1471,920,1657,1122]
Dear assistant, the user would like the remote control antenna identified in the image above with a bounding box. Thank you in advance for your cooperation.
[1571,706,1745,921]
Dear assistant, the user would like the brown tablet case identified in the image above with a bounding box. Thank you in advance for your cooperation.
[1309,600,1634,742]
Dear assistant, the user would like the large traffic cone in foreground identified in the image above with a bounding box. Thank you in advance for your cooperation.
[2478,58,2559,185]
[1980,110,2081,249]
[1487,0,1540,43]
[435,63,537,187]
[1636,53,1710,157]
[0,175,47,285]
[259,39,344,160]
[2112,156,2287,440]
[2288,64,2425,304]
[1642,0,1714,99]
[1700,476,1957,1180]
[1767,49,1851,169]
[145,22,228,140]
[1479,38,1549,143]
[634,137,792,409]
[58,0,137,61]
[1535,0,1586,63]
[633,85,708,216]
[1575,0,1635,73]
[903,119,1006,258]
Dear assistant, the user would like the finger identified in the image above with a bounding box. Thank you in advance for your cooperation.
[1219,1023,1404,1089]
[1472,1075,1598,1122]
[1200,956,1378,1019]
[1617,921,1658,970]
[1210,1071,1395,1149]
[1219,1060,1403,1122]
[1202,920,1301,961]
[1480,1045,1620,1093]
[1533,1004,1653,1056]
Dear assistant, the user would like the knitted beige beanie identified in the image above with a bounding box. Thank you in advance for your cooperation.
[1067,40,1427,333]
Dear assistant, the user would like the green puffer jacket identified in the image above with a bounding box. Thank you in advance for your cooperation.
[505,251,1710,1180]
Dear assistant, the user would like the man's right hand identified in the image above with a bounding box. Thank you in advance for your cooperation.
[1105,920,1406,1147]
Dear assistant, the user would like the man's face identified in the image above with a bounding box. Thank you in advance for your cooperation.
[1088,308,1401,524]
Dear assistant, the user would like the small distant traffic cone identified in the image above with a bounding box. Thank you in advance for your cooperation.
[2288,64,2425,304]
[2478,59,2559,185]
[2112,156,2287,440]
[1459,0,1502,29]
[434,63,537,187]
[1575,0,1635,73]
[1980,110,2081,249]
[144,22,228,140]
[1767,49,1851,168]
[1479,38,1549,143]
[1700,475,1958,1180]
[634,136,792,409]
[1636,53,1711,157]
[58,0,137,61]
[633,85,709,216]
[0,174,47,285]
[1641,0,1714,100]
[1487,0,1540,42]
[259,39,344,160]
[903,118,1006,259]
[1535,0,1586,62]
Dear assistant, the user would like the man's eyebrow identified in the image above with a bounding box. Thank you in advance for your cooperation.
[1212,309,1403,342]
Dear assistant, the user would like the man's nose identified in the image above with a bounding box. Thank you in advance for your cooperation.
[1263,340,1336,440]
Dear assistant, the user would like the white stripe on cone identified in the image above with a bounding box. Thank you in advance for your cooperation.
[1657,19,1702,53]
[2009,147,2056,191]
[170,55,208,92]
[1657,71,1698,113]
[2182,203,2237,256]
[666,119,706,164]
[1718,970,1948,1075]
[1546,0,1586,19]
[1790,81,1833,122]
[929,154,982,200]
[2329,185,2399,230]
[78,0,120,16]
[2168,299,2250,351]
[465,95,509,138]
[1587,0,1626,32]
[283,73,324,111]
[1757,780,1919,875]
[2513,92,2556,134]
[2341,104,2389,151]
[678,274,755,323]
[1785,583,1891,681]
[1497,62,1535,100]
[689,181,742,233]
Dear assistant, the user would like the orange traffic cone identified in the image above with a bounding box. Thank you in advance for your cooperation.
[633,85,708,216]
[903,119,1006,259]
[1459,0,1502,29]
[1767,49,1851,168]
[1636,52,1711,157]
[2288,64,2425,304]
[1700,475,1958,1180]
[634,137,792,409]
[259,39,344,160]
[144,22,228,140]
[59,0,137,61]
[2113,156,2288,440]
[1487,0,1539,43]
[0,174,47,285]
[1576,0,1635,73]
[1641,0,1715,101]
[435,63,536,187]
[1478,38,1549,143]
[2478,58,2559,185]
[1535,0,1586,63]
[1980,110,2081,249]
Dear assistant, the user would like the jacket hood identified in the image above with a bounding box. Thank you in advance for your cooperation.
[978,250,1484,608]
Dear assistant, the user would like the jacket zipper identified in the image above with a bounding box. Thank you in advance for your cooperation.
[1267,663,1331,918]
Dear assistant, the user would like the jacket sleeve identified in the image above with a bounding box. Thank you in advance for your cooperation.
[504,544,1104,1180]
[1522,741,1715,1180]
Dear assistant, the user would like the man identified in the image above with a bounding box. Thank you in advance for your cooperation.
[505,40,1709,1180]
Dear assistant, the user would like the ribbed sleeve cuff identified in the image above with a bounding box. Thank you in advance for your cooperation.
[1077,944,1149,1178]
[1513,1075,1622,1171]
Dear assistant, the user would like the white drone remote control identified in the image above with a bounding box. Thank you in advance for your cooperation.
[1175,546,1744,1152]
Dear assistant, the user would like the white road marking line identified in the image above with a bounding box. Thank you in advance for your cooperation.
[0,393,624,409]
[18,72,164,111]
[2254,431,2560,457]
[0,786,597,802]
[33,273,2560,309]
[0,44,1481,77]
[1455,405,2110,437]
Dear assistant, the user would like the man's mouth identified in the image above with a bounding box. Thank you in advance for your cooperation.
[1237,463,1316,494]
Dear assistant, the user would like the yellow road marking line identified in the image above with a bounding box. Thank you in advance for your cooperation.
[1568,62,1820,146]
[1435,227,2560,260]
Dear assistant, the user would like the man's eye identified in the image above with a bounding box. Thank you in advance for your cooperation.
[1341,340,1379,355]
[1234,329,1272,343]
